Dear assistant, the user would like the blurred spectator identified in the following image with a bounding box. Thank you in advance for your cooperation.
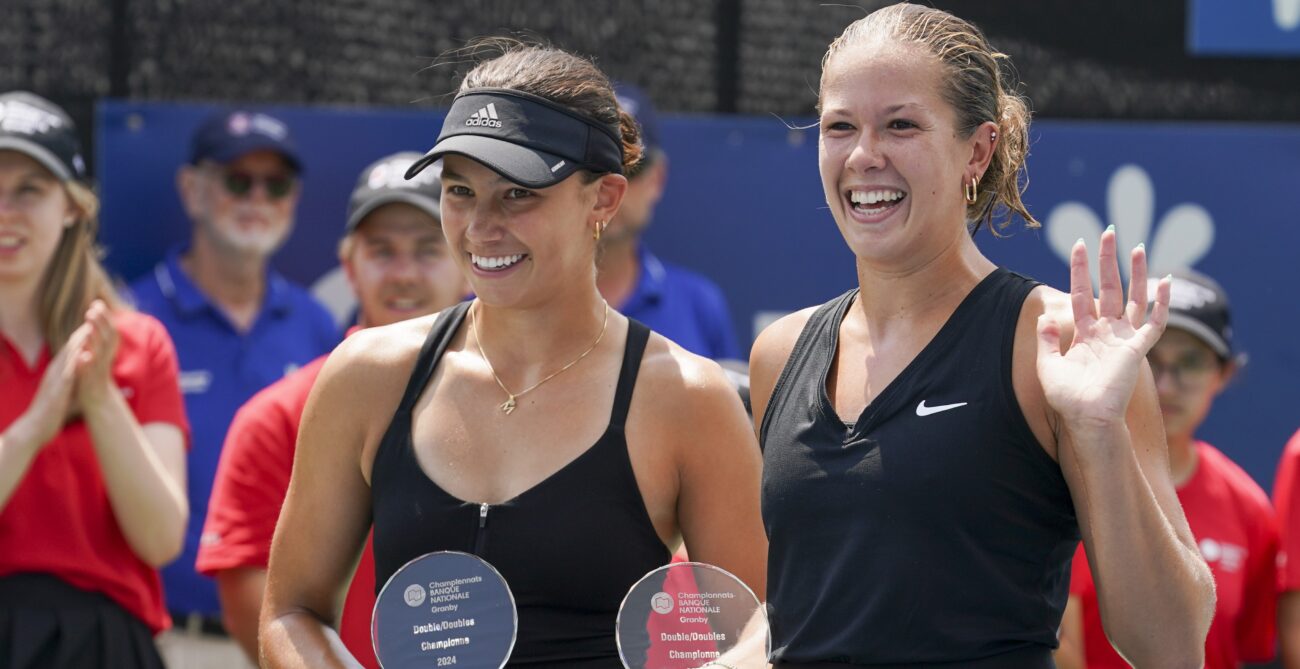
[1057,271,1276,669]
[196,153,463,667]
[1272,428,1300,667]
[597,83,741,361]
[127,109,338,667]
[0,91,188,668]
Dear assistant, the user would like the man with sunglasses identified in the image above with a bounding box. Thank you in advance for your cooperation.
[128,109,338,669]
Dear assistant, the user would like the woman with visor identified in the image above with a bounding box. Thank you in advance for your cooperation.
[260,43,766,668]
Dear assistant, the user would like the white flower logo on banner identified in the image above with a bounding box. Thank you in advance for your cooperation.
[1045,164,1215,284]
[1278,0,1300,30]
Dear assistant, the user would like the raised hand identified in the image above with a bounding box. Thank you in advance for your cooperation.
[1036,228,1171,430]
[73,300,120,407]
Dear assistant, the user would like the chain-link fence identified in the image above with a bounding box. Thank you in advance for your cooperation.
[4,0,1298,170]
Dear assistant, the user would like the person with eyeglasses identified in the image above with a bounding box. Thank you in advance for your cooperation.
[1056,271,1277,669]
[127,109,338,669]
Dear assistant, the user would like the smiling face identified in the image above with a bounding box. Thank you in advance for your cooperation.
[818,40,986,267]
[0,150,75,287]
[342,202,466,328]
[438,154,626,308]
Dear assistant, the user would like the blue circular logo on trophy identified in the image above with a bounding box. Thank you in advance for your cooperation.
[616,562,769,668]
[372,551,517,668]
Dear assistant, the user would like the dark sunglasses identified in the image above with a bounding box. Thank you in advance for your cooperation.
[221,171,296,200]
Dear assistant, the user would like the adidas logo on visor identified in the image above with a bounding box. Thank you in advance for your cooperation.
[465,103,502,128]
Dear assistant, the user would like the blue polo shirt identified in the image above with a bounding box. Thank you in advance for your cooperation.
[128,247,339,616]
[618,245,741,361]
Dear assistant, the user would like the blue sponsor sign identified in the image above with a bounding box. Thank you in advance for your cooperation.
[1189,0,1300,55]
[97,101,1300,489]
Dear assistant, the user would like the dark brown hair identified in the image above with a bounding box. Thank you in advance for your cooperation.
[822,4,1037,234]
[458,39,643,180]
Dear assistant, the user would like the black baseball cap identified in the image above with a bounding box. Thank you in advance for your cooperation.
[1151,270,1235,359]
[405,88,624,188]
[0,91,87,182]
[346,152,442,233]
[190,109,302,172]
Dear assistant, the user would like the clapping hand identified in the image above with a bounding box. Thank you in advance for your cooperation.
[72,300,120,407]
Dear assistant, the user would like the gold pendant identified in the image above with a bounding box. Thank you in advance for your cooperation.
[500,397,517,415]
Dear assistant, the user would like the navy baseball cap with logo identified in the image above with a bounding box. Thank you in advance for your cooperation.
[0,91,87,182]
[346,152,442,233]
[190,109,303,172]
[405,88,624,189]
[1149,270,1236,360]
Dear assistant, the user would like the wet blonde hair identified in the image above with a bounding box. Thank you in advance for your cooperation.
[39,182,124,351]
[821,3,1037,234]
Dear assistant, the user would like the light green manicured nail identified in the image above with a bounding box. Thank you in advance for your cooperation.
[1106,224,1116,233]
[1137,242,1145,250]
[1076,237,1084,245]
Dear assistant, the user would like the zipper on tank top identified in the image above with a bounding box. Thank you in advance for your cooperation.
[473,503,490,555]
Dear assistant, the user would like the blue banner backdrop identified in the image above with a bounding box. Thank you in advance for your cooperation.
[97,100,1300,490]
[1189,0,1300,55]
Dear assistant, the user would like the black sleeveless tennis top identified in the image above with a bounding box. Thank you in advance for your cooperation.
[760,268,1079,667]
[371,302,671,668]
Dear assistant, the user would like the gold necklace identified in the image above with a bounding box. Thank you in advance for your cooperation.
[471,300,610,415]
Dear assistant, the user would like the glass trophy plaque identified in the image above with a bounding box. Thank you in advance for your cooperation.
[372,551,517,668]
[616,561,769,669]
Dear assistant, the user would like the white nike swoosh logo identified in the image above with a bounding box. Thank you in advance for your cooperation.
[916,400,968,417]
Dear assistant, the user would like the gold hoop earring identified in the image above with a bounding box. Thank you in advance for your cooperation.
[963,176,978,205]
[593,220,608,241]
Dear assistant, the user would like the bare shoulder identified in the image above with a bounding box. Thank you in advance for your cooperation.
[1013,284,1074,458]
[636,332,741,410]
[750,306,820,374]
[306,309,455,452]
[327,312,441,377]
[1019,284,1073,337]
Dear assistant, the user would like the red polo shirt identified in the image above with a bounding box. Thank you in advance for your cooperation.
[1272,428,1300,591]
[1070,441,1277,668]
[0,311,189,633]
[197,341,378,668]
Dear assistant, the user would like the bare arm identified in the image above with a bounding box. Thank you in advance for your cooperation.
[260,338,381,669]
[1053,596,1086,669]
[77,302,188,567]
[671,358,768,600]
[1035,233,1213,667]
[1281,592,1300,668]
[218,567,267,663]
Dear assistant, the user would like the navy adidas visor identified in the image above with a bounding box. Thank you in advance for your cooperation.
[405,88,624,188]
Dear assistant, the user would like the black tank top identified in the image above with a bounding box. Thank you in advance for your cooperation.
[760,268,1079,667]
[371,302,671,668]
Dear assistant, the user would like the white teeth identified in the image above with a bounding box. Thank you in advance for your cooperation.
[389,298,419,310]
[0,234,20,249]
[471,253,525,270]
[850,189,905,205]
